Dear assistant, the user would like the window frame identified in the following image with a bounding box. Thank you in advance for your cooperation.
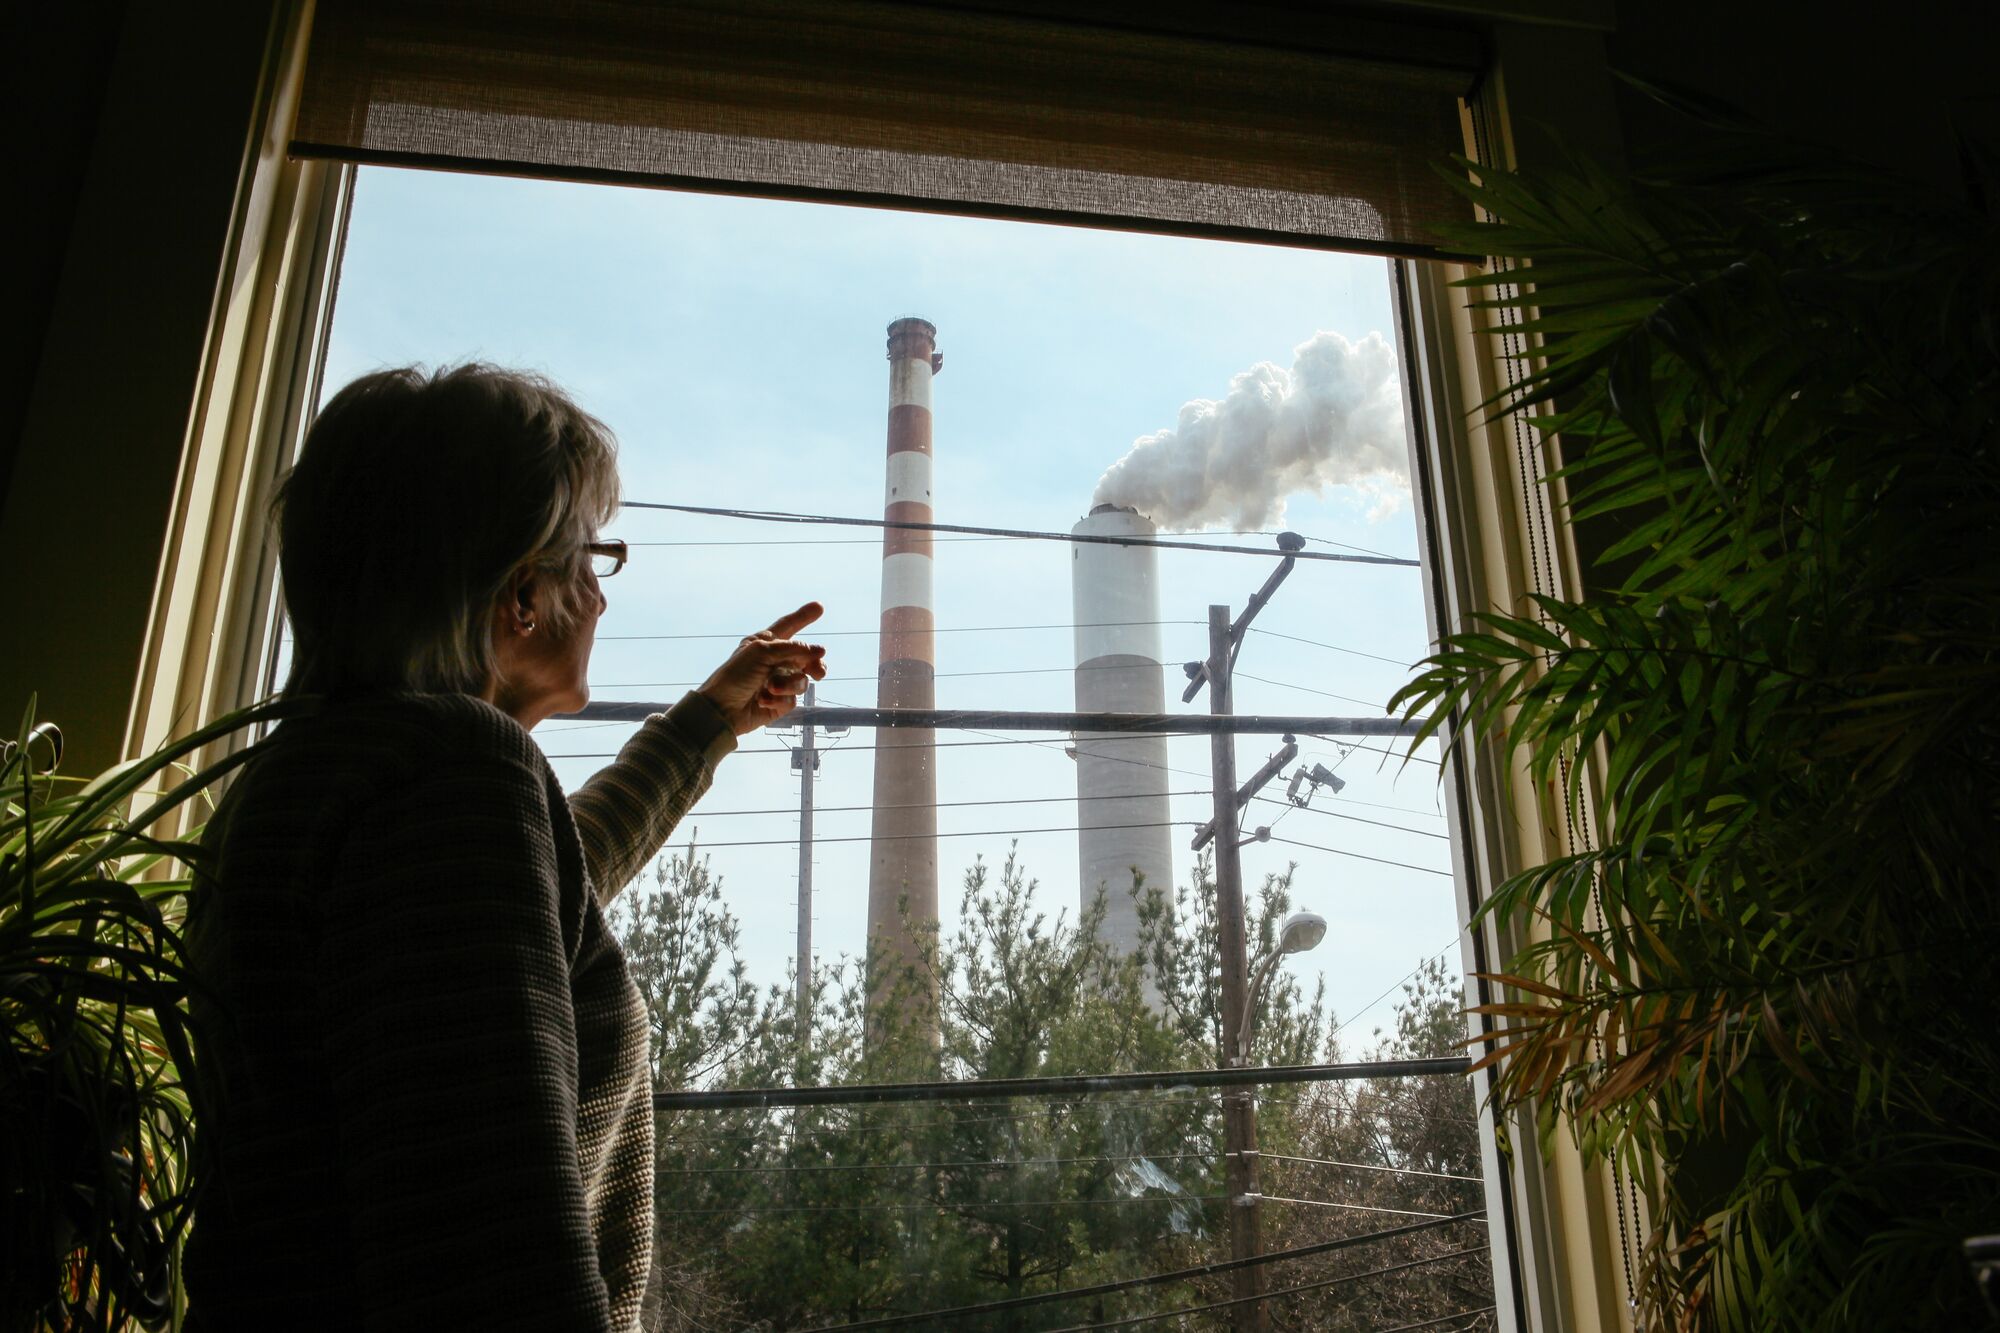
[142,7,1643,1328]
[124,0,353,763]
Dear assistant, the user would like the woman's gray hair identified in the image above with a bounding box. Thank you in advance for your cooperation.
[275,364,621,697]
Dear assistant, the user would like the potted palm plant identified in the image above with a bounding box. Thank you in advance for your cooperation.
[1393,124,2000,1330]
[2,698,292,1331]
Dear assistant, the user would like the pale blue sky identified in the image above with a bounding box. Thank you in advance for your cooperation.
[321,167,1460,1049]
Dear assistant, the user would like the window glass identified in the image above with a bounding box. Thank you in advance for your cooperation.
[310,165,1493,1328]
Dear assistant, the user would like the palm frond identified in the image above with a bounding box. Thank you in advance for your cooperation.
[1404,129,2000,1330]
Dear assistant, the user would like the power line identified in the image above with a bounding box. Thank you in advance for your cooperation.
[1043,1244,1492,1332]
[553,726,1384,758]
[667,1151,1211,1176]
[676,1144,1488,1176]
[594,659,1221,689]
[625,536,1024,547]
[558,786,1449,869]
[1267,836,1450,878]
[1330,937,1467,1044]
[663,1193,1227,1216]
[624,511,1415,563]
[1246,792,1449,841]
[621,500,1421,567]
[658,819,1195,851]
[1255,1090,1477,1128]
[644,790,1212,820]
[621,530,1283,549]
[1249,626,1413,667]
[1375,1308,1502,1333]
[569,702,1424,738]
[604,654,1409,694]
[1293,531,1414,563]
[953,720,1211,782]
[597,618,1412,676]
[658,1086,1265,1131]
[546,711,1450,828]
[1321,793,1446,821]
[1251,1152,1480,1184]
[808,1211,1484,1332]
[1234,670,1387,710]
[562,724,1293,760]
[598,618,1208,642]
[1321,736,1444,767]
[809,712,1436,842]
[658,1086,1474,1144]
[660,1094,1225,1143]
[654,1058,1468,1110]
[544,736,1081,758]
[1259,1193,1458,1221]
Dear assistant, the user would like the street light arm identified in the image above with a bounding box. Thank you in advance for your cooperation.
[1237,949,1284,1063]
[1182,544,1299,702]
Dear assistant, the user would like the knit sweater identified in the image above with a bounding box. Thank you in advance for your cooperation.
[184,690,733,1332]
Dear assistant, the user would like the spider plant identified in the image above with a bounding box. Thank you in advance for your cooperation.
[2,697,293,1332]
[1391,128,2000,1329]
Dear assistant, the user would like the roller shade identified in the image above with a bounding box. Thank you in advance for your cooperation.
[292,1,1484,256]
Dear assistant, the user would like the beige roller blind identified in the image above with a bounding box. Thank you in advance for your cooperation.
[292,0,1483,256]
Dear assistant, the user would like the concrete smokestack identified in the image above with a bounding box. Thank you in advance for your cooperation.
[1071,504,1173,984]
[868,317,942,1019]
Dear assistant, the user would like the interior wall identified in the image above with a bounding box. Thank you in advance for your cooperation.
[0,2,278,772]
[2,2,127,510]
[1607,1,1995,199]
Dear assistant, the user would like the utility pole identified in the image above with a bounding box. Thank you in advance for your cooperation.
[793,683,817,1074]
[1208,605,1267,1333]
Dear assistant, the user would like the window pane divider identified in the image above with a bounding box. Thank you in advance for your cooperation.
[655,1056,1469,1110]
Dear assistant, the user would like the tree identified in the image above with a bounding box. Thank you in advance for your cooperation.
[615,842,1493,1329]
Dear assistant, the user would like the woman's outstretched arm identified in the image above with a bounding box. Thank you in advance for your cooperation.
[567,603,824,902]
[567,692,734,902]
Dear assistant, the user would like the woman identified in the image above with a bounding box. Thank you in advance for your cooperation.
[185,364,824,1330]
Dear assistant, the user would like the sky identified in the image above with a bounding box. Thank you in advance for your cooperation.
[318,166,1462,1051]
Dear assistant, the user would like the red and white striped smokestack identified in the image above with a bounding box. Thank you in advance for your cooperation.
[868,317,942,1010]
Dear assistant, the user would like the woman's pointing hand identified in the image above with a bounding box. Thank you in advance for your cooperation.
[697,602,829,735]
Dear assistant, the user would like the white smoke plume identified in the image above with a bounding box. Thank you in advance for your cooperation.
[1092,330,1408,531]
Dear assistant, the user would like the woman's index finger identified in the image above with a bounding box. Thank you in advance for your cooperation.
[765,601,824,640]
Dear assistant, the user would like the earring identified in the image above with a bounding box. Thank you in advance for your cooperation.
[523,620,537,635]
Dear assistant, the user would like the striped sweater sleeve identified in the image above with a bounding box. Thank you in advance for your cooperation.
[567,691,736,904]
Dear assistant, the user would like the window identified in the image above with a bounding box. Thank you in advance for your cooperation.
[292,161,1498,1331]
[151,4,1645,1328]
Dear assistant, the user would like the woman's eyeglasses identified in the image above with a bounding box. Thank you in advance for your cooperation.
[586,539,628,578]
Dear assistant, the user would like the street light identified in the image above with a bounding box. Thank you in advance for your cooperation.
[1237,911,1328,1060]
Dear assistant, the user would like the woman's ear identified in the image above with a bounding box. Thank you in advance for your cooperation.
[498,567,542,636]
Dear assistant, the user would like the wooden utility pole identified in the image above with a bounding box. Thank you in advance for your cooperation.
[1208,605,1267,1333]
[794,684,817,1069]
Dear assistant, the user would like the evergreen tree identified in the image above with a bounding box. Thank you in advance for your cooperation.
[614,843,1494,1329]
